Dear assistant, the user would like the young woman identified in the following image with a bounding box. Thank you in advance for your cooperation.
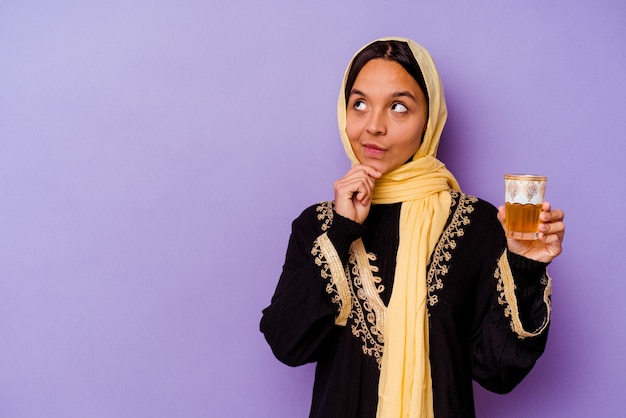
[260,37,565,418]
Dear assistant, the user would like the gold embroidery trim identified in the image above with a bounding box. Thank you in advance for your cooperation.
[497,250,552,339]
[350,238,386,337]
[427,191,477,307]
[311,201,385,365]
[347,243,385,367]
[316,232,352,326]
[316,201,333,231]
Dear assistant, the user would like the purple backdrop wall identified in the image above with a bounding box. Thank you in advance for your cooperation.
[1,0,625,416]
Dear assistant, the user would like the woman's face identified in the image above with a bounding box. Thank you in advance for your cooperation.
[346,58,428,174]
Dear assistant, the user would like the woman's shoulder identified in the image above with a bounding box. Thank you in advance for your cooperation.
[449,190,500,230]
[451,190,497,213]
[291,201,335,234]
[447,191,507,248]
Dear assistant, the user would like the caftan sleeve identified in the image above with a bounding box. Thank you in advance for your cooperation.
[260,203,364,367]
[470,215,552,394]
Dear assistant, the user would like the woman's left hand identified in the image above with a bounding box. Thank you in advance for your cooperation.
[497,202,565,263]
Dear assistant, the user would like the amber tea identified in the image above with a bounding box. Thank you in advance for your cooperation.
[504,174,547,240]
[505,203,542,233]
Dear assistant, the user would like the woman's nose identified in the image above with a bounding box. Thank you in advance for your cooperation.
[366,110,386,135]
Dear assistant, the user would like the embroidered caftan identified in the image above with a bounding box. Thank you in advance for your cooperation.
[260,191,551,418]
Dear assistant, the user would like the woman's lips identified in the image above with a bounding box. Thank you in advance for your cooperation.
[362,143,386,158]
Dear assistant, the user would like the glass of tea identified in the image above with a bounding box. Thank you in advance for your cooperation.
[504,174,547,240]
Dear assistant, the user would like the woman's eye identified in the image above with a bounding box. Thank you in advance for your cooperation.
[391,103,408,113]
[353,100,367,111]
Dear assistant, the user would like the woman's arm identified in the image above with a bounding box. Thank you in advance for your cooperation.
[260,204,364,367]
[471,240,552,394]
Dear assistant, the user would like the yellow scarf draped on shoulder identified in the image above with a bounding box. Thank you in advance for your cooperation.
[337,37,460,417]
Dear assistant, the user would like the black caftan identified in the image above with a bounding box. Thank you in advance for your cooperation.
[260,191,551,417]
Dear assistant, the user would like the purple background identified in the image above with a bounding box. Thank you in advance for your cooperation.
[1,1,624,417]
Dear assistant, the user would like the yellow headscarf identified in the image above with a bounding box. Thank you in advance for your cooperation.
[337,37,460,417]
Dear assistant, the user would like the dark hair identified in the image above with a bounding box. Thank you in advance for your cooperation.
[344,40,429,107]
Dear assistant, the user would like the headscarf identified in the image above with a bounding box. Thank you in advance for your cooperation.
[337,37,460,417]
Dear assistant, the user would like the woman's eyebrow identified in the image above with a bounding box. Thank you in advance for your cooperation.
[350,89,418,101]
[350,89,366,97]
[391,91,417,101]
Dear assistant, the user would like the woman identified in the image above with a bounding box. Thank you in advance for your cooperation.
[260,37,565,418]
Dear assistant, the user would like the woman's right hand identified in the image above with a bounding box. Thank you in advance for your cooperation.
[333,165,382,224]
